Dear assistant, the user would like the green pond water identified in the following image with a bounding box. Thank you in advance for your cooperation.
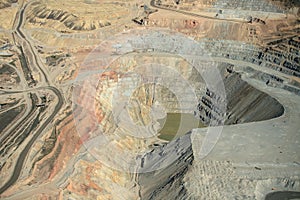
[157,113,206,141]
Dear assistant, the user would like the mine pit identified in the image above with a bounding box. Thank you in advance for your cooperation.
[0,0,299,199]
[157,113,205,141]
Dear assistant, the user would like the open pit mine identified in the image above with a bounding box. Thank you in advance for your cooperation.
[0,0,299,199]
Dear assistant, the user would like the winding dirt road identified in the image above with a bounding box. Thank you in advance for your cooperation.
[0,1,64,195]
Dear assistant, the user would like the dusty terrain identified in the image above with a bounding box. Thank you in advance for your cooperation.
[0,0,299,199]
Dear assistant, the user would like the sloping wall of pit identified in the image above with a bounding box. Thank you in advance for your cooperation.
[196,64,284,126]
[137,64,285,200]
[137,134,193,200]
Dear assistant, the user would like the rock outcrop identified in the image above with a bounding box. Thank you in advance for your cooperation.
[137,134,193,200]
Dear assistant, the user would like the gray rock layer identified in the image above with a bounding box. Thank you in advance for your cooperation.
[137,134,193,200]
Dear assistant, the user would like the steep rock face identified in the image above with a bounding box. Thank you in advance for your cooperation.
[196,64,284,126]
[137,134,193,200]
[224,74,284,125]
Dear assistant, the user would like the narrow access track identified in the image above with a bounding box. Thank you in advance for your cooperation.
[0,0,64,195]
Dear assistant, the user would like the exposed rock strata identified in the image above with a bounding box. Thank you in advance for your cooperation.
[137,134,193,200]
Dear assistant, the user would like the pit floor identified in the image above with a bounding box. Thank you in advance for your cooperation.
[157,113,206,141]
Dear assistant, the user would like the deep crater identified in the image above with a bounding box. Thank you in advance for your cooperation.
[196,64,284,127]
[92,53,285,141]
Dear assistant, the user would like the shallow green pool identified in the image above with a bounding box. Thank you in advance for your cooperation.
[157,113,206,141]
